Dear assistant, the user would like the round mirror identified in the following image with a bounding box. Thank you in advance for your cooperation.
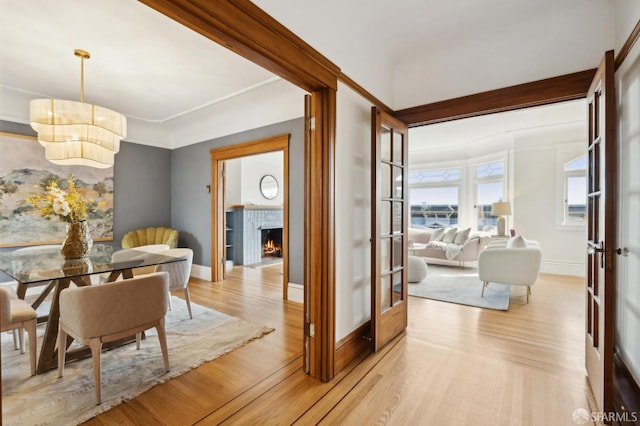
[259,174,278,200]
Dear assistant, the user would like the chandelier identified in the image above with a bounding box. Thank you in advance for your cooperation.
[30,49,126,168]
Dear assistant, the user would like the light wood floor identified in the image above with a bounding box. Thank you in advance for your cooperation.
[87,265,590,425]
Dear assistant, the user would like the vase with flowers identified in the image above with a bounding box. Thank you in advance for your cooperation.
[25,174,103,259]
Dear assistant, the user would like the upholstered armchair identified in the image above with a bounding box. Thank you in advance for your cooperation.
[121,227,179,249]
[155,248,194,319]
[0,287,37,376]
[478,235,542,303]
[58,272,171,404]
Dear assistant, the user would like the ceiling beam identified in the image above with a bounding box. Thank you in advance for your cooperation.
[138,0,340,92]
[395,69,596,127]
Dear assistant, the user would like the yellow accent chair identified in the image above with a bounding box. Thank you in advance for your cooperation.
[121,227,178,249]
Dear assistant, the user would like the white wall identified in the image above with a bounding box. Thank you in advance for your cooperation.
[513,137,586,276]
[225,159,242,205]
[614,13,640,384]
[335,81,372,341]
[225,152,284,206]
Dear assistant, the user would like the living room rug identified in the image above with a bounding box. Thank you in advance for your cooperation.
[408,264,510,310]
[1,296,274,426]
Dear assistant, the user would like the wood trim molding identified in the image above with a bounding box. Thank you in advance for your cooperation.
[338,72,393,115]
[395,69,596,127]
[613,351,640,423]
[139,0,339,91]
[335,322,371,374]
[615,18,640,71]
[209,134,289,298]
[307,88,336,381]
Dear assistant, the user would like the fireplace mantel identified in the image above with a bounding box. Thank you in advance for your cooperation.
[226,204,283,210]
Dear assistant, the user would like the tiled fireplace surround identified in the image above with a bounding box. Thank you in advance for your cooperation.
[229,207,283,266]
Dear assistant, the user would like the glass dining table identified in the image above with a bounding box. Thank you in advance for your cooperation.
[0,244,185,374]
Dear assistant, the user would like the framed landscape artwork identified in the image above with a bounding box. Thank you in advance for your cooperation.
[0,132,114,247]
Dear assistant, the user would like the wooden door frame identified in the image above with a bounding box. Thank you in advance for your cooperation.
[141,0,337,381]
[209,135,290,298]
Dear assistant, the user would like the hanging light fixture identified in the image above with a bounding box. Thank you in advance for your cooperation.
[30,49,126,168]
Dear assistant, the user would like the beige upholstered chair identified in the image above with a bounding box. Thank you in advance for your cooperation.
[0,287,37,376]
[58,272,171,404]
[121,227,178,249]
[155,248,194,319]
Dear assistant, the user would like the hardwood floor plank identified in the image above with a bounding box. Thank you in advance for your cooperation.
[86,267,589,426]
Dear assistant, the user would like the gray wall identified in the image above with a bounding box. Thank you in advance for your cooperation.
[1,118,304,284]
[0,120,171,252]
[171,117,304,285]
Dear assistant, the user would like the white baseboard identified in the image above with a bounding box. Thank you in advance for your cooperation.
[190,264,212,281]
[288,282,303,303]
[541,259,584,277]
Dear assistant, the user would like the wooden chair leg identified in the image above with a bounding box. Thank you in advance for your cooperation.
[136,333,141,350]
[481,281,488,297]
[12,329,19,350]
[18,328,25,354]
[155,319,170,372]
[89,339,103,405]
[57,327,67,378]
[526,286,531,303]
[183,287,193,319]
[26,319,36,376]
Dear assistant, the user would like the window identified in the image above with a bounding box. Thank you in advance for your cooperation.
[474,161,505,232]
[564,154,587,224]
[409,168,459,228]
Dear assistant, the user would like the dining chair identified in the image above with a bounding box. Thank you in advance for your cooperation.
[57,272,170,404]
[0,287,37,376]
[155,248,194,319]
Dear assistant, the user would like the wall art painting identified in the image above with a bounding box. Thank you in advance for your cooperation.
[0,132,114,247]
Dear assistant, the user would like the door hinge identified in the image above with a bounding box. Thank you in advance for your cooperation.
[221,169,226,178]
[305,322,315,338]
[221,257,225,265]
[306,117,316,131]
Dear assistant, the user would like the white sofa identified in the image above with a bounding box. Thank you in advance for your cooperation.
[408,226,484,267]
[478,235,542,303]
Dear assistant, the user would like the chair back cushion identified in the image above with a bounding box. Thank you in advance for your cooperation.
[59,272,169,339]
[155,249,194,291]
[122,227,178,249]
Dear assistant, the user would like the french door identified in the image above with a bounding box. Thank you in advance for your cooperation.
[585,50,616,414]
[371,107,409,351]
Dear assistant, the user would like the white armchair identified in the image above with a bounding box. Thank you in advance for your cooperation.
[155,248,194,319]
[478,236,542,303]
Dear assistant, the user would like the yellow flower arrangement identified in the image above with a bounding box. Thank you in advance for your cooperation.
[25,174,103,223]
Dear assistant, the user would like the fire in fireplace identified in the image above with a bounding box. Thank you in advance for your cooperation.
[261,228,283,258]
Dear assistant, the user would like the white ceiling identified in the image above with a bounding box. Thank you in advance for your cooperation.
[0,0,616,150]
[0,0,277,123]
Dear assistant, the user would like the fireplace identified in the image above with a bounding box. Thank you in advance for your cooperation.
[261,228,283,259]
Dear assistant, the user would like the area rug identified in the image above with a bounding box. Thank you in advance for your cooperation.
[408,264,510,310]
[1,297,274,426]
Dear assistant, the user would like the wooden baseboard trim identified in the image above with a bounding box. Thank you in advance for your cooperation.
[335,322,371,373]
[613,351,640,425]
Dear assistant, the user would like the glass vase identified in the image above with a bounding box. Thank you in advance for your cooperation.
[61,220,93,259]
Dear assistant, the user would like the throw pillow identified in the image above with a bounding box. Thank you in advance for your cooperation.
[441,227,457,243]
[430,227,445,242]
[507,234,526,248]
[453,227,471,245]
